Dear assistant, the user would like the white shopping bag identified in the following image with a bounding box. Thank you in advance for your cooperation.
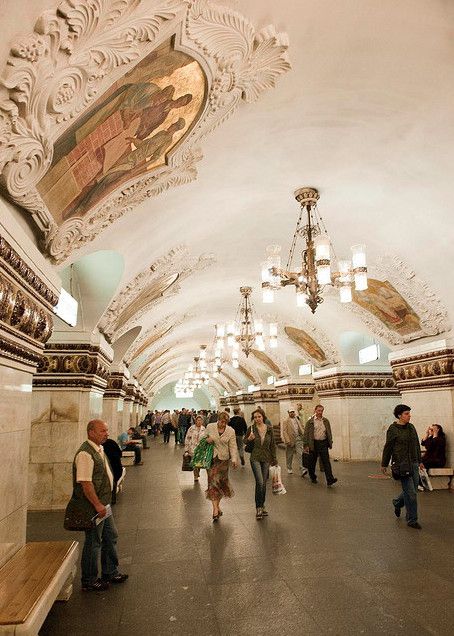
[269,465,287,495]
[419,466,433,491]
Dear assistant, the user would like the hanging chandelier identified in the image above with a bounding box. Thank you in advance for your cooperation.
[175,346,211,395]
[260,187,368,313]
[216,286,278,359]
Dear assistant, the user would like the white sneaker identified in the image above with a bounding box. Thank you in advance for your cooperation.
[287,469,293,474]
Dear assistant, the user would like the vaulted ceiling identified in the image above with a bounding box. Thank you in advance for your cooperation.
[1,0,453,402]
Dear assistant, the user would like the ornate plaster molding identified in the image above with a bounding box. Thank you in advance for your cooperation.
[33,342,111,390]
[103,371,128,399]
[101,246,214,340]
[274,382,315,401]
[125,310,193,364]
[345,255,450,346]
[314,371,399,398]
[390,348,454,391]
[0,0,290,263]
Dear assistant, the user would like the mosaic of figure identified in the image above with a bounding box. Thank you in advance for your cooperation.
[353,278,421,336]
[284,327,327,365]
[37,38,206,222]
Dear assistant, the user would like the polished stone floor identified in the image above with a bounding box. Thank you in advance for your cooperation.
[29,437,454,635]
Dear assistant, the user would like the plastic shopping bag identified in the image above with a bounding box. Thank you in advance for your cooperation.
[191,437,214,469]
[419,466,433,491]
[269,465,286,495]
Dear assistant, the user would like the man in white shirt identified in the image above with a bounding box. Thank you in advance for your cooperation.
[74,419,129,591]
[303,405,337,486]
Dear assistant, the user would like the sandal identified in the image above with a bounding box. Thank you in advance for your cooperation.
[212,513,219,522]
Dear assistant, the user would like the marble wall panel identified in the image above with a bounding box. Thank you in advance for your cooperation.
[0,505,27,569]
[0,365,32,434]
[28,463,53,510]
[52,462,73,510]
[102,398,124,439]
[0,429,29,518]
[399,389,454,466]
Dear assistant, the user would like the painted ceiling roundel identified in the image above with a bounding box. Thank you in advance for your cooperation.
[36,38,206,224]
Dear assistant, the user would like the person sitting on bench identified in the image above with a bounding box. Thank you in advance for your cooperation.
[118,427,143,465]
[421,424,446,469]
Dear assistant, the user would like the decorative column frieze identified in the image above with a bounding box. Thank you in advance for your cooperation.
[33,343,111,391]
[313,367,399,398]
[389,341,454,392]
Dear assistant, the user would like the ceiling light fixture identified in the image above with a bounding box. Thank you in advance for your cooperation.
[217,287,277,358]
[261,187,368,313]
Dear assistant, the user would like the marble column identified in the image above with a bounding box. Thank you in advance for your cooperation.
[0,227,59,567]
[389,339,454,466]
[274,379,316,425]
[313,366,400,461]
[122,383,135,431]
[30,337,112,510]
[102,366,129,439]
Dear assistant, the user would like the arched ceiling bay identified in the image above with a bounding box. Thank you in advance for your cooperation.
[1,0,453,399]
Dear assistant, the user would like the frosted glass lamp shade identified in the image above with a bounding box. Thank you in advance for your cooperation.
[254,320,263,334]
[296,290,307,307]
[216,324,225,337]
[315,235,330,260]
[269,336,278,348]
[317,264,331,285]
[232,359,239,369]
[351,244,367,268]
[354,271,368,291]
[269,322,278,336]
[227,335,235,347]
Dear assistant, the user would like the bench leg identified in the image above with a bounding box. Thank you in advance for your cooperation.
[56,564,77,602]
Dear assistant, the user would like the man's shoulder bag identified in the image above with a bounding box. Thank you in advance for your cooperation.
[63,495,95,531]
[390,460,411,481]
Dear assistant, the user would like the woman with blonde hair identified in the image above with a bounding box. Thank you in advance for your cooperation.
[204,411,238,521]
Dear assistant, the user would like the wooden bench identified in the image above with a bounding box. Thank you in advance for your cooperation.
[0,540,78,635]
[427,467,453,490]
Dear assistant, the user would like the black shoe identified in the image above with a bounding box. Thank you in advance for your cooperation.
[310,477,317,484]
[407,521,422,529]
[393,500,401,518]
[82,579,109,592]
[327,478,338,486]
[109,573,129,584]
[241,457,245,466]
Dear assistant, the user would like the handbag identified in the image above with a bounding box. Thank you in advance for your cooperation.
[419,466,433,491]
[391,460,411,480]
[63,496,95,531]
[244,426,256,453]
[270,465,286,495]
[191,437,214,469]
[182,453,193,471]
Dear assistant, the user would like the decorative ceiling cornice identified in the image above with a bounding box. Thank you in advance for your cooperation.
[0,0,290,263]
[345,255,450,346]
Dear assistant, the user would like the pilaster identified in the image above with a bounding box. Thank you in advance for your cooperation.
[30,337,113,510]
[102,365,129,439]
[389,339,454,465]
[313,366,400,461]
[0,218,59,566]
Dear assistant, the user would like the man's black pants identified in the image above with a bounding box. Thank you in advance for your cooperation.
[309,439,334,483]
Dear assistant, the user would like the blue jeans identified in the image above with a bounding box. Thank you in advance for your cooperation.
[250,460,269,508]
[393,462,419,524]
[81,515,120,585]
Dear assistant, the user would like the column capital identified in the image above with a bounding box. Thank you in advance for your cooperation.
[33,343,112,391]
[389,341,454,391]
[313,366,399,397]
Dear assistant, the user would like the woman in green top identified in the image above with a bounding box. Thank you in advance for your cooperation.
[245,410,277,519]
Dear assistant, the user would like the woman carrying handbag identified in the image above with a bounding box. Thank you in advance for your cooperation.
[183,415,206,481]
[245,409,278,520]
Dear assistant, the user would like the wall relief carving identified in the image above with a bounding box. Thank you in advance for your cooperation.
[0,0,290,263]
[346,255,450,345]
[390,348,454,391]
[314,371,399,398]
[33,342,111,389]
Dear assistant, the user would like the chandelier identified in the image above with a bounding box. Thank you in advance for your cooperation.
[216,287,278,359]
[175,346,211,396]
[261,187,368,313]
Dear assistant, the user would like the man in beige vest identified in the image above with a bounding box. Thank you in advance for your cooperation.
[281,409,304,474]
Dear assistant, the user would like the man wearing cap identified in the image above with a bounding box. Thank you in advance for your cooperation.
[281,409,304,474]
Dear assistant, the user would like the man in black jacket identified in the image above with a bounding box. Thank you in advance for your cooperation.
[229,407,248,466]
[381,404,424,529]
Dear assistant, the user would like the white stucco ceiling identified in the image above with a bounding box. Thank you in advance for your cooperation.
[2,0,454,396]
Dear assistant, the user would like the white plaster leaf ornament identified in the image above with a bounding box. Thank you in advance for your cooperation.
[0,0,290,263]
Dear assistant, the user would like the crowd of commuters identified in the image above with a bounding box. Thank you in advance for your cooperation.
[67,402,448,592]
